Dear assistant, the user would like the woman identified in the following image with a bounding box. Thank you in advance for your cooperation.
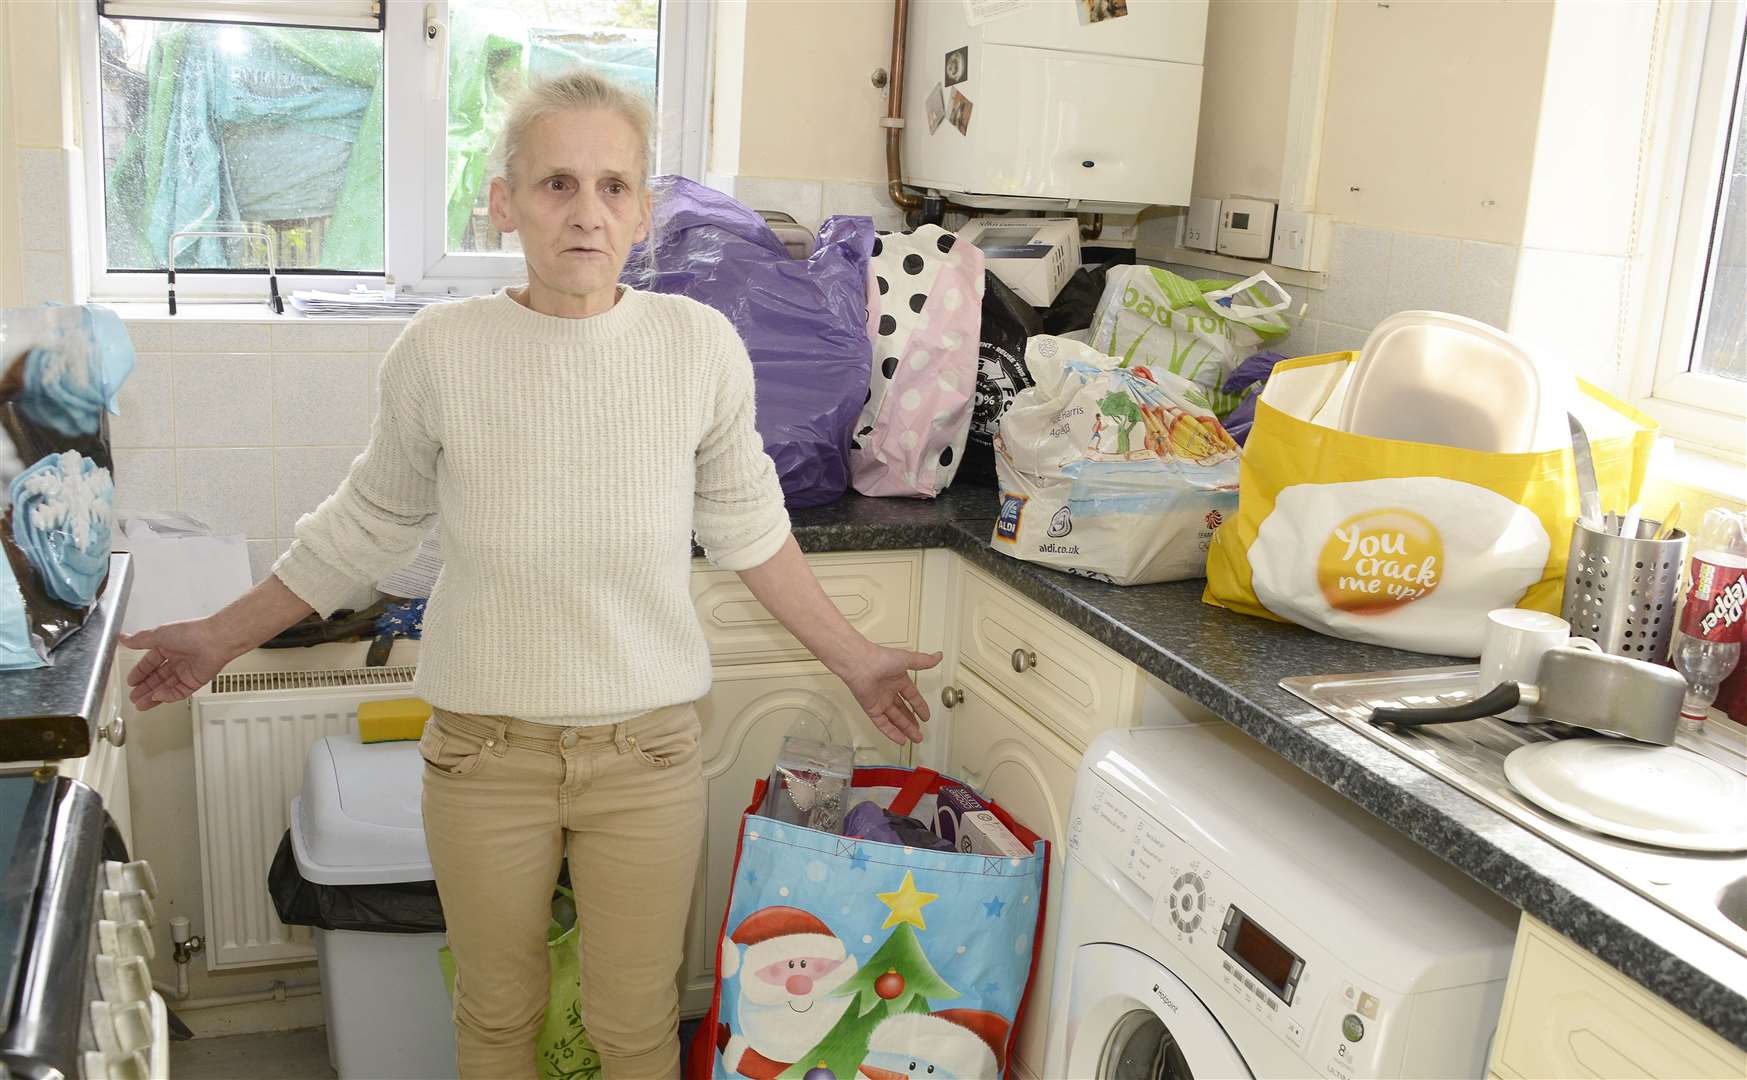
[121,71,938,1080]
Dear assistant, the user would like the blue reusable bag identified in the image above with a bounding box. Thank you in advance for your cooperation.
[693,767,1049,1080]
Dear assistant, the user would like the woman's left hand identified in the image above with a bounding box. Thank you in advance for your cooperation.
[839,644,943,745]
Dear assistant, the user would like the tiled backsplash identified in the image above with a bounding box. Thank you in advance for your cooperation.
[111,317,406,583]
[1171,222,1522,360]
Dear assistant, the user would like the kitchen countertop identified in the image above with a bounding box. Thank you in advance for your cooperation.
[782,485,1747,1050]
[0,554,132,763]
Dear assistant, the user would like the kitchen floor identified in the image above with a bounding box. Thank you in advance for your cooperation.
[168,1019,706,1077]
[170,1028,336,1079]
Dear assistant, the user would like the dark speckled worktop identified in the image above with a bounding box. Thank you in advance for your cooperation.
[781,484,1747,1051]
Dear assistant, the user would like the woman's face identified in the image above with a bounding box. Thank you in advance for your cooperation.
[488,107,651,306]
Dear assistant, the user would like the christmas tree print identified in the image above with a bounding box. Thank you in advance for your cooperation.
[779,872,959,1080]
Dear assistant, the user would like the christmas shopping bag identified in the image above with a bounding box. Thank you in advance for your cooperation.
[438,888,602,1080]
[1204,351,1657,656]
[691,767,1049,1080]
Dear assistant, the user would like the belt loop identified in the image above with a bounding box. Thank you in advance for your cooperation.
[491,717,510,756]
[613,721,631,755]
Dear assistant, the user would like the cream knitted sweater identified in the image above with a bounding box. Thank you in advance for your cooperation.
[272,288,791,722]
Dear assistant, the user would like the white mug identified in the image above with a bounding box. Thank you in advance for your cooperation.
[1479,609,1602,721]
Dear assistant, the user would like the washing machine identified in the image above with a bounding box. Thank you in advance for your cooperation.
[1043,724,1517,1079]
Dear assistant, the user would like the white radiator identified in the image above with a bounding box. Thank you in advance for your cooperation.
[190,665,419,970]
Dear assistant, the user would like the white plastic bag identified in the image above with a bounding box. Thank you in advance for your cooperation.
[1088,266,1291,416]
[991,336,1242,585]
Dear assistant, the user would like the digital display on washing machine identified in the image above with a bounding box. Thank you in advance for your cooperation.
[1219,906,1303,1004]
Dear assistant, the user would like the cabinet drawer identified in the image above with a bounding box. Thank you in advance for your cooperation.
[957,567,1136,749]
[692,552,920,665]
[1491,916,1746,1079]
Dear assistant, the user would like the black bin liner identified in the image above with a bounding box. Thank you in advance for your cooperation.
[268,831,446,935]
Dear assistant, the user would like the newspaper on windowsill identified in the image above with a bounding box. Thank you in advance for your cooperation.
[288,286,461,318]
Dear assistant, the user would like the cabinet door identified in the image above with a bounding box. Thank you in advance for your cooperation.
[60,658,133,854]
[1491,915,1747,1079]
[941,668,1080,1080]
[680,663,909,1017]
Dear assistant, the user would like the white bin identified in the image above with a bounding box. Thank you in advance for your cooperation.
[291,735,457,1080]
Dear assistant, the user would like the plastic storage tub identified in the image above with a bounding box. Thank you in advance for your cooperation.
[291,735,456,1080]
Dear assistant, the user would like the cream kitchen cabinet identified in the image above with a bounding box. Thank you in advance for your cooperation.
[939,666,1079,1080]
[1489,914,1747,1080]
[957,565,1140,749]
[680,661,912,1017]
[692,551,921,664]
[57,655,133,854]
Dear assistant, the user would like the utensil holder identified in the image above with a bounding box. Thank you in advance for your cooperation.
[1562,520,1687,662]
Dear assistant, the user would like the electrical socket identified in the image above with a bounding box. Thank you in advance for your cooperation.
[1272,209,1333,272]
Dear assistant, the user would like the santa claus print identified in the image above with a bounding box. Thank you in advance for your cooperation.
[719,906,859,1080]
[857,1009,1009,1080]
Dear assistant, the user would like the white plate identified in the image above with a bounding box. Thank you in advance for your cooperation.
[1504,738,1747,851]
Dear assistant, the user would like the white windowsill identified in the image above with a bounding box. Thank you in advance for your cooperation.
[99,300,412,324]
[1653,437,1747,505]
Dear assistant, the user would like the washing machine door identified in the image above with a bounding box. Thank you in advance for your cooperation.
[1063,943,1253,1080]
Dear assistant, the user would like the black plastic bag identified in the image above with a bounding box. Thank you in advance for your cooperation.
[1040,265,1110,336]
[268,831,446,935]
[960,273,1043,488]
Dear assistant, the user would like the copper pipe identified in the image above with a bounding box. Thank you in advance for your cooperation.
[885,0,923,212]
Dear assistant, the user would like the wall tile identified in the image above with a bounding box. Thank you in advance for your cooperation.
[120,320,173,352]
[1451,241,1520,330]
[367,322,409,350]
[729,177,824,235]
[270,322,371,352]
[1319,225,1392,330]
[246,540,284,584]
[108,353,175,449]
[178,448,275,538]
[110,449,178,515]
[274,446,362,536]
[173,354,273,447]
[172,321,272,353]
[272,353,372,445]
[16,148,68,253]
[20,251,72,306]
[1385,232,1460,315]
[821,181,906,233]
[1315,321,1372,356]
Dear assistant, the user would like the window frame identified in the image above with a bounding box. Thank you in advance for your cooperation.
[1631,0,1747,455]
[77,0,709,303]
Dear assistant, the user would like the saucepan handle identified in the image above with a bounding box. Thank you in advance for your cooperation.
[1370,683,1524,727]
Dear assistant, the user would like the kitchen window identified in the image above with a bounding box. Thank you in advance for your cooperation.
[1634,0,1747,455]
[77,0,709,301]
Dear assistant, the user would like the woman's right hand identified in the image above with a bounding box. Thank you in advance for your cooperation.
[120,620,234,711]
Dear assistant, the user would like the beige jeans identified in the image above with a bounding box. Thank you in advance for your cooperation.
[420,702,706,1080]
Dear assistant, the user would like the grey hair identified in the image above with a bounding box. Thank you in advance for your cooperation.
[489,69,655,186]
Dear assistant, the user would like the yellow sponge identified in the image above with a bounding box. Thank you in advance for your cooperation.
[358,697,434,743]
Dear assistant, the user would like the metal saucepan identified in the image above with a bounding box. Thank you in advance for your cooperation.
[1369,647,1686,745]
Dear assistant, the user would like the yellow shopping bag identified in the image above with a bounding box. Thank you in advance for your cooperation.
[1204,352,1656,656]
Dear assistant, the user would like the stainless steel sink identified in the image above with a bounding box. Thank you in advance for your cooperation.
[1283,666,1747,958]
[1722,876,1747,936]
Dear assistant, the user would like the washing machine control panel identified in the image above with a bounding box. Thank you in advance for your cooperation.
[1073,775,1401,1079]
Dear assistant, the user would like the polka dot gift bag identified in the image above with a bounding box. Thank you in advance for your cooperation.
[687,766,1049,1080]
[851,227,986,498]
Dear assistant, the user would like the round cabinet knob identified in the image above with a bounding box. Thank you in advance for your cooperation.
[940,686,964,709]
[1010,648,1037,673]
[99,716,126,747]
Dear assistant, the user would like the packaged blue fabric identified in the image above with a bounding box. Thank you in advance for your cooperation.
[0,305,133,668]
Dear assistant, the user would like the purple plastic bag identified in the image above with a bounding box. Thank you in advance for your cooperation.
[621,177,874,508]
[1219,350,1287,447]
